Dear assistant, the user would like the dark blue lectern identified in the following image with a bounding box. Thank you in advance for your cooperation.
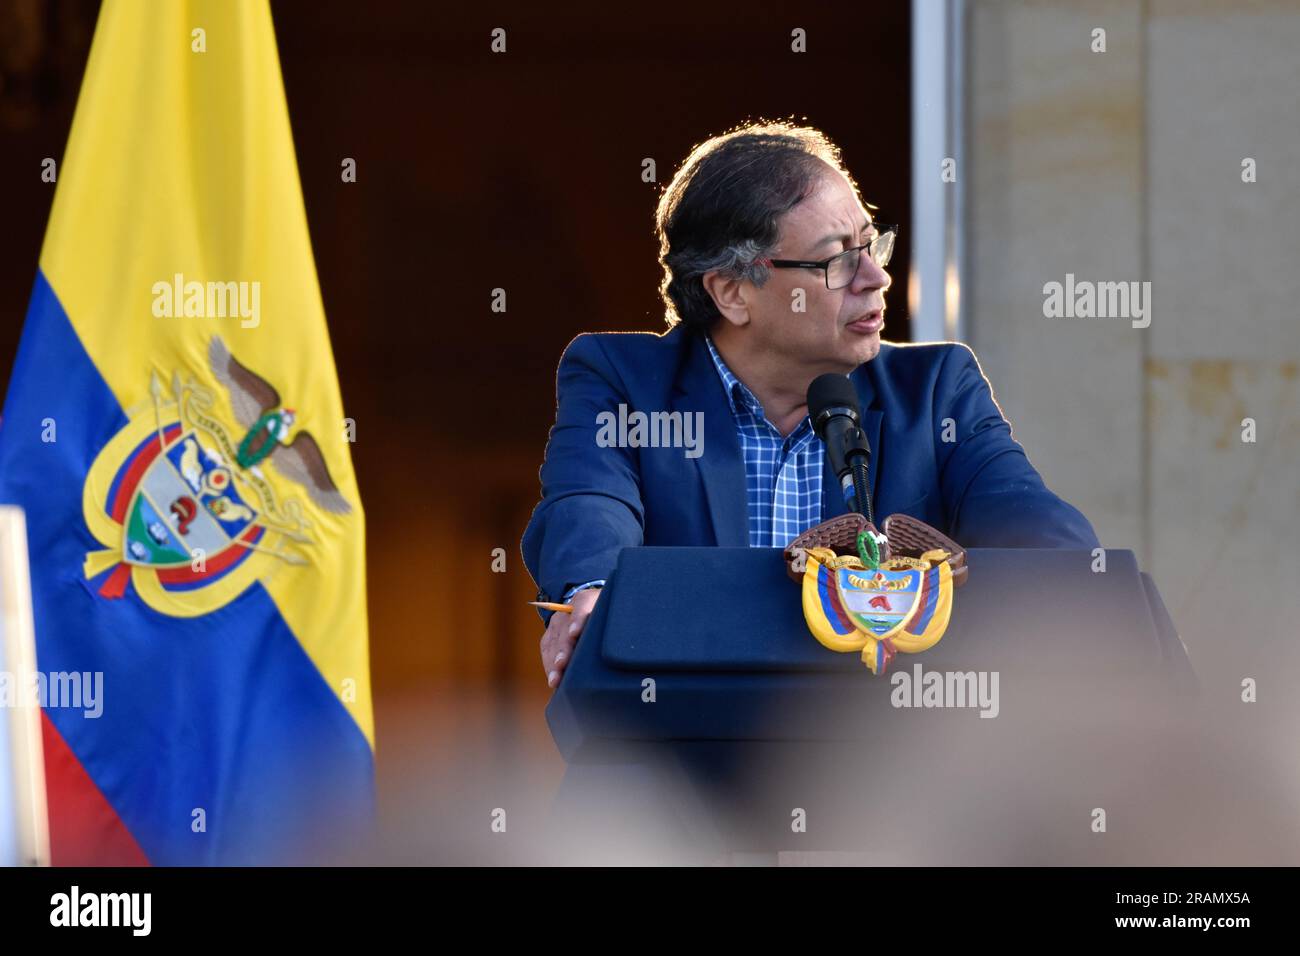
[544,547,1194,863]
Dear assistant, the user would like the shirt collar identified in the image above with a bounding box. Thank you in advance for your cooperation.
[703,332,761,417]
[703,333,816,440]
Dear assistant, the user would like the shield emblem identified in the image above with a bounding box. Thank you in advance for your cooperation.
[122,432,259,568]
[835,565,924,640]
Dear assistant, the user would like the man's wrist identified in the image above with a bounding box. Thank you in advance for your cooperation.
[561,580,606,601]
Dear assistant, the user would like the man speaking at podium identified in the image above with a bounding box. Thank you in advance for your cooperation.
[523,121,1099,688]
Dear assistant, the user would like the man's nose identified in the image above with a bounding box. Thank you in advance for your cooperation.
[850,249,891,294]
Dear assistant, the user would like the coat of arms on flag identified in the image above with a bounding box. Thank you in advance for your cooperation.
[82,337,350,617]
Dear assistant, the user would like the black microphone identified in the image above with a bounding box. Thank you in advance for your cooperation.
[807,373,873,524]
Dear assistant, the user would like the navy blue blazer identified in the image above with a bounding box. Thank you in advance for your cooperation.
[521,326,1099,608]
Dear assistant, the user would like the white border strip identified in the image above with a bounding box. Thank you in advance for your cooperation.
[911,0,966,342]
[0,507,50,867]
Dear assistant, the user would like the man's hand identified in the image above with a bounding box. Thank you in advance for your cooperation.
[540,586,601,689]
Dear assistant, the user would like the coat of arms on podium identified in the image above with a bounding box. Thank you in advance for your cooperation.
[784,512,969,675]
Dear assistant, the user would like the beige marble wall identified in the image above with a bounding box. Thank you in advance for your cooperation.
[1145,0,1300,687]
[965,0,1146,555]
[964,0,1300,686]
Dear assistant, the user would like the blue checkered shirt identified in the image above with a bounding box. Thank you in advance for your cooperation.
[559,335,829,600]
[703,334,826,548]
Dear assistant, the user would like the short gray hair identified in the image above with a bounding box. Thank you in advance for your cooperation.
[655,120,857,333]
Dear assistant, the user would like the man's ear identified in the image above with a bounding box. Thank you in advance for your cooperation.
[701,268,752,329]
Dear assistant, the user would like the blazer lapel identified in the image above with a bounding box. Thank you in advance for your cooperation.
[820,364,883,522]
[672,333,748,547]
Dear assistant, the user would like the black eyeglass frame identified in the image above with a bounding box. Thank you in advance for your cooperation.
[756,223,899,290]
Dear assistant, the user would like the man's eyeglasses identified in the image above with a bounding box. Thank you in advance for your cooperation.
[757,224,898,290]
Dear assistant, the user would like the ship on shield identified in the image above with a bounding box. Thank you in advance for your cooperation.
[83,336,350,616]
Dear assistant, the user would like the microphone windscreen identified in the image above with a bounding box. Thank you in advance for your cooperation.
[807,373,860,437]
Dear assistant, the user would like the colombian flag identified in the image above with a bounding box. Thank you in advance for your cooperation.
[0,1,374,864]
